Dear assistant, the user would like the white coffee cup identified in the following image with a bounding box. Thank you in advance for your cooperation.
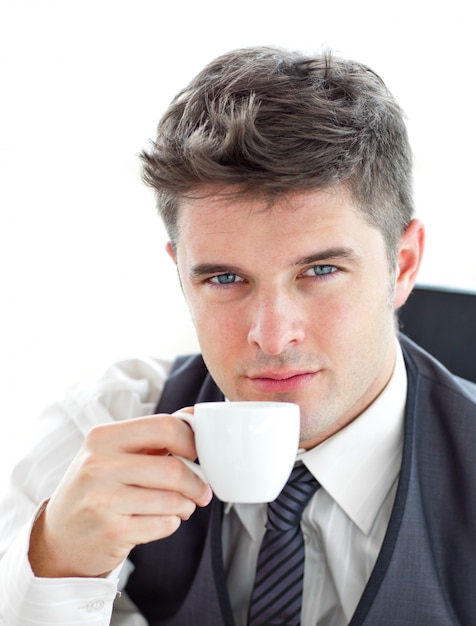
[174,401,300,503]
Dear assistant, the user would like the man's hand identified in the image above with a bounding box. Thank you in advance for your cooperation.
[28,412,213,578]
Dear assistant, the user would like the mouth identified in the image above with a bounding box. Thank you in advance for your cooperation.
[247,370,319,394]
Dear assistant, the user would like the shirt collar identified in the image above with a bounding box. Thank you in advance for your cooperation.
[226,340,407,538]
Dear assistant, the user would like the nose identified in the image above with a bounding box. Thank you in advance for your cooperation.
[247,289,305,355]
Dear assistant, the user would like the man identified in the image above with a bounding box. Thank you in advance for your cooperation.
[0,46,475,625]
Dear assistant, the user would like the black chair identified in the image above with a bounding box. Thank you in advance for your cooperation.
[398,285,476,383]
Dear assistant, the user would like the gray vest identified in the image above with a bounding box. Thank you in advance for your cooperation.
[125,336,476,625]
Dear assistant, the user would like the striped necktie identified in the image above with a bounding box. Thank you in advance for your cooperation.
[248,464,319,625]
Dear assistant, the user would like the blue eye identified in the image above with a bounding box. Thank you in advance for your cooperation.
[210,273,243,285]
[303,265,336,277]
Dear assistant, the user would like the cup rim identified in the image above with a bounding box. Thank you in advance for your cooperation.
[194,401,299,410]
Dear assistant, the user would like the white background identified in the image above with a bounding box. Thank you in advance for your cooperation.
[1,0,475,477]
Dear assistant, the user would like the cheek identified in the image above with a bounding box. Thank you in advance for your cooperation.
[314,292,361,340]
[317,281,392,351]
[192,302,244,354]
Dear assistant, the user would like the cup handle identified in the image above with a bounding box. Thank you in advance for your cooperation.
[174,455,208,483]
[172,411,208,484]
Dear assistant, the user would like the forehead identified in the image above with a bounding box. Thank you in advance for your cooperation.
[176,185,369,244]
[173,186,390,275]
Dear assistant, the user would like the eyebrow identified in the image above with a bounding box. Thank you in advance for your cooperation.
[294,247,361,266]
[189,263,245,278]
[189,247,361,278]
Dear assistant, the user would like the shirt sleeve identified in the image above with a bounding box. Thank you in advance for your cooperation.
[0,509,118,625]
[0,356,171,625]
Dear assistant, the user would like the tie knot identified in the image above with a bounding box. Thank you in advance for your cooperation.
[266,464,319,530]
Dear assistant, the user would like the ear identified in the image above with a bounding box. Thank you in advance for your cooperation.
[165,241,177,264]
[394,219,425,309]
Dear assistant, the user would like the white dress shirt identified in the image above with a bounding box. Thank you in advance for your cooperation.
[223,342,407,625]
[0,345,406,625]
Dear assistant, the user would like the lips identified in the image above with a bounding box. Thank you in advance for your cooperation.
[247,370,319,393]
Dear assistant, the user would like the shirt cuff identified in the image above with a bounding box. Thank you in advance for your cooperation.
[0,509,119,625]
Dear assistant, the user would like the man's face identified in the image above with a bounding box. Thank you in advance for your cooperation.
[169,186,418,448]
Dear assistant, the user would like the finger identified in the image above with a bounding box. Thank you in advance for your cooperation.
[119,513,184,547]
[113,484,199,519]
[99,454,212,506]
[87,414,198,458]
[173,406,194,415]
